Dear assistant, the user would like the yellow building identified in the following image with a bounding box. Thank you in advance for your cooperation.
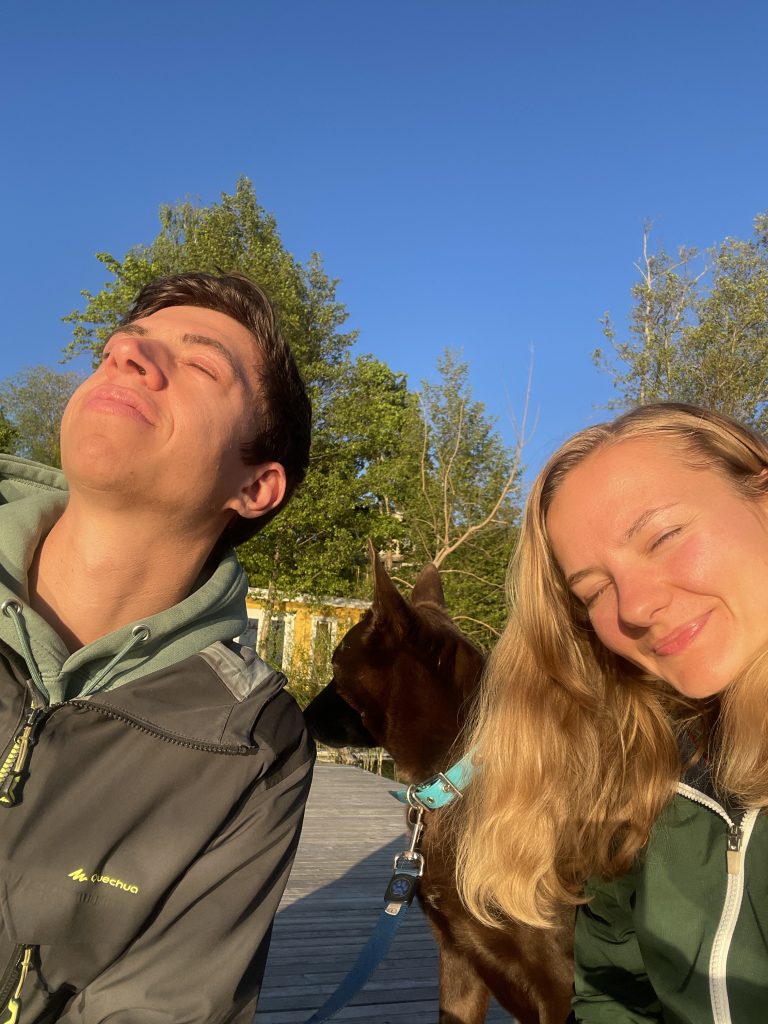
[243,588,369,678]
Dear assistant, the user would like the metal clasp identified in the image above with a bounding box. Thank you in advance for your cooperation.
[391,804,425,876]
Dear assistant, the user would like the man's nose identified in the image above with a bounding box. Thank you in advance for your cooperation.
[103,335,165,389]
[615,572,670,628]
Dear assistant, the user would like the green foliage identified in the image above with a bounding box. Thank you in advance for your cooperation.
[0,408,19,455]
[237,353,414,600]
[0,366,83,467]
[391,350,521,647]
[283,632,335,711]
[596,215,768,431]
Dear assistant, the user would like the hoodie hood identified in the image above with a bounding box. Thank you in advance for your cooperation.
[0,454,249,705]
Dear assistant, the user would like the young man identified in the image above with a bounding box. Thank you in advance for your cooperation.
[0,272,314,1021]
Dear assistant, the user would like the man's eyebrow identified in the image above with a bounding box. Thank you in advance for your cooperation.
[181,333,247,386]
[109,323,147,339]
[565,504,680,590]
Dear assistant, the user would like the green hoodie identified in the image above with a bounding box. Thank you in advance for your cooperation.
[0,453,249,704]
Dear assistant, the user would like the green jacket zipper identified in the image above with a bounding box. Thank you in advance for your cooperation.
[676,781,759,1024]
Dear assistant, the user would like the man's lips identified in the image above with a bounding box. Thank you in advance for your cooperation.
[652,612,712,657]
[83,385,157,424]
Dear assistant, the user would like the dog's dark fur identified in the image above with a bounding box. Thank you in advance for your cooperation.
[304,549,573,1024]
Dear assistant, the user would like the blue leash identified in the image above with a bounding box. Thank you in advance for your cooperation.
[303,850,423,1024]
[302,754,475,1023]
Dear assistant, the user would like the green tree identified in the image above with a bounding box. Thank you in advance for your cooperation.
[0,366,83,467]
[595,215,768,430]
[238,353,414,600]
[391,350,524,647]
[0,408,19,455]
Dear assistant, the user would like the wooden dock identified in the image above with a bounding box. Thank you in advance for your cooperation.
[258,763,513,1023]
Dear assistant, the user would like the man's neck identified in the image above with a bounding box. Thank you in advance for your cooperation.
[29,500,220,651]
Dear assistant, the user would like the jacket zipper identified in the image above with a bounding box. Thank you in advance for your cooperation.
[0,709,45,807]
[725,823,743,876]
[0,945,32,1024]
[0,696,255,812]
[0,698,31,794]
[676,782,758,1024]
[65,700,255,754]
[0,744,20,791]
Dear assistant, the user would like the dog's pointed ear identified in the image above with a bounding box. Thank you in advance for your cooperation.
[410,562,445,607]
[368,539,411,635]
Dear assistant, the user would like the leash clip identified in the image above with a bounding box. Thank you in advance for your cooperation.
[384,804,425,914]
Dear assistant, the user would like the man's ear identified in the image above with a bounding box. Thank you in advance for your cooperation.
[225,462,287,520]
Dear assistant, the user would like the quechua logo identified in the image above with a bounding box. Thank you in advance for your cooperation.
[68,868,140,894]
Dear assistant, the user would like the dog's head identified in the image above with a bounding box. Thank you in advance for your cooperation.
[304,543,485,779]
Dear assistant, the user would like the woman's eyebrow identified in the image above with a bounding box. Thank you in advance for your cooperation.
[621,504,678,543]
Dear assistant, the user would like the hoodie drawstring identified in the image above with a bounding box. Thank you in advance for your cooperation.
[2,599,151,700]
[1,600,48,703]
[78,625,150,697]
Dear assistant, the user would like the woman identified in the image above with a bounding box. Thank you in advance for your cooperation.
[454,402,768,1023]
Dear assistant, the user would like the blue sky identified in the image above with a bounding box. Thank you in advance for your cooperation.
[2,0,767,476]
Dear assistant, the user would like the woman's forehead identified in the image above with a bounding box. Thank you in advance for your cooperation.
[546,439,696,542]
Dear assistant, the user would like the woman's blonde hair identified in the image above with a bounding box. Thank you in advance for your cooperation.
[452,402,768,928]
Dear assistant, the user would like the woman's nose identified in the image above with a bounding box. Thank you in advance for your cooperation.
[615,572,670,628]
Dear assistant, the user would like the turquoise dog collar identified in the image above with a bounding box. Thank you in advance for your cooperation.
[393,752,475,810]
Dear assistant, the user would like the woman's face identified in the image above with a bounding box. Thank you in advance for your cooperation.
[546,437,768,698]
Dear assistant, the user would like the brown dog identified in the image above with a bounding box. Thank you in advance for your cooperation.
[304,550,573,1024]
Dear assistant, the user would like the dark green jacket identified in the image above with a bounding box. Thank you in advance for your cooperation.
[572,782,767,1023]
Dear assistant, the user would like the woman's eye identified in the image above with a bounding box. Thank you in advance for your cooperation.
[583,583,609,609]
[650,527,682,552]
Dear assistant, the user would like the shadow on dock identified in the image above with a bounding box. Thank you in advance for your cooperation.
[258,764,512,1023]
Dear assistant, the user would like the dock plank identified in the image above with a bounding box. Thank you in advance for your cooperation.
[258,764,513,1022]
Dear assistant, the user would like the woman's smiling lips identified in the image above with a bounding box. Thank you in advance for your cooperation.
[83,385,157,424]
[652,612,712,657]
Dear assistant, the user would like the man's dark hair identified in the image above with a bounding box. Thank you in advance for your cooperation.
[122,271,312,545]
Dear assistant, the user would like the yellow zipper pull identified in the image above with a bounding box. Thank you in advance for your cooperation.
[1,946,32,1024]
[0,710,44,807]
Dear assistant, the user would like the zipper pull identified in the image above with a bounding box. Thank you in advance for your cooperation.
[1,946,32,1024]
[0,709,44,807]
[727,822,744,875]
